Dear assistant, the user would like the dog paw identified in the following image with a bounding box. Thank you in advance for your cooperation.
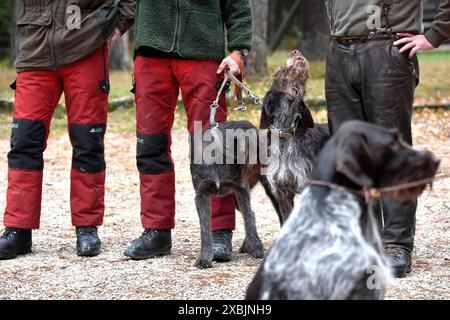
[239,239,264,259]
[194,258,213,269]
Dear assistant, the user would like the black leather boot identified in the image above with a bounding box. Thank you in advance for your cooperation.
[124,229,172,260]
[382,196,417,278]
[0,228,32,260]
[385,246,412,278]
[212,230,232,262]
[76,226,101,257]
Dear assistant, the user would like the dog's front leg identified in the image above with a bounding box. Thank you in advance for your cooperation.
[278,190,295,224]
[259,175,283,225]
[194,194,213,269]
[236,188,264,259]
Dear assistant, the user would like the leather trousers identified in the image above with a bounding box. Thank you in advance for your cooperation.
[325,39,420,252]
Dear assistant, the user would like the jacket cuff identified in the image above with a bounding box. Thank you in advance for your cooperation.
[425,29,447,48]
[228,46,251,54]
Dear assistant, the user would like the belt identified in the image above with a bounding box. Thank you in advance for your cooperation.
[332,33,398,45]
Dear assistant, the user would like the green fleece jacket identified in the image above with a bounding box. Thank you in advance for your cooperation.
[326,0,450,48]
[135,0,253,61]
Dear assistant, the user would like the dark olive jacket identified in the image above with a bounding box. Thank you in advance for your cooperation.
[134,0,253,61]
[14,0,136,71]
[326,0,450,47]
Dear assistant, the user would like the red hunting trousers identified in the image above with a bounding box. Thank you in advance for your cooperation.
[4,45,109,229]
[134,57,236,230]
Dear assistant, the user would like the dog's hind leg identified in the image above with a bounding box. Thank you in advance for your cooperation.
[236,187,264,259]
[194,193,214,269]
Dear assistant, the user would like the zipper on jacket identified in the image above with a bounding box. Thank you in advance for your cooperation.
[50,0,61,69]
[170,0,181,53]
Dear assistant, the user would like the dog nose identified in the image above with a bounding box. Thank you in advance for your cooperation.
[430,153,441,167]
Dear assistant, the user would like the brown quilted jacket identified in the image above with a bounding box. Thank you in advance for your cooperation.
[14,0,136,71]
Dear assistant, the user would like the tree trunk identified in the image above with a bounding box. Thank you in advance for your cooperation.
[297,0,330,61]
[10,0,18,66]
[109,32,131,70]
[267,1,284,47]
[247,0,268,76]
[269,0,302,53]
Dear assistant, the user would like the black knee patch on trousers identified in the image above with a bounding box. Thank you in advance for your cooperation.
[69,124,106,174]
[137,133,172,174]
[8,118,46,170]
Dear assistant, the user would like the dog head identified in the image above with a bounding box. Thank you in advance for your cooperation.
[315,121,440,199]
[280,50,310,91]
[260,50,314,134]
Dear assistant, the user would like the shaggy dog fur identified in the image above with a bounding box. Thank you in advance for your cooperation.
[258,50,329,223]
[190,121,264,269]
[189,51,330,268]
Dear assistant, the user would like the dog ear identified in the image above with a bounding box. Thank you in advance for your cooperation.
[260,94,273,129]
[299,100,315,129]
[335,133,374,187]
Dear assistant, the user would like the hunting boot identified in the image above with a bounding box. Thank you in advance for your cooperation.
[76,226,101,257]
[124,229,172,260]
[382,196,417,278]
[0,228,32,260]
[212,230,233,262]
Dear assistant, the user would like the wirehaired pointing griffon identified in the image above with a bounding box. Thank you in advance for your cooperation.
[258,50,330,224]
[190,121,265,269]
[246,121,440,299]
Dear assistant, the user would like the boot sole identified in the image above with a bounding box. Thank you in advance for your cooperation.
[0,246,32,260]
[124,245,172,260]
[77,248,101,257]
[392,267,412,279]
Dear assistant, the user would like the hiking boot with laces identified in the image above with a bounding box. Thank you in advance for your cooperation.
[76,226,101,257]
[124,229,172,260]
[385,246,412,278]
[212,230,233,262]
[0,228,32,260]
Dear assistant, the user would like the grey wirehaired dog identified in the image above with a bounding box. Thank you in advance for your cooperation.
[190,121,265,269]
[246,121,441,300]
[258,50,330,223]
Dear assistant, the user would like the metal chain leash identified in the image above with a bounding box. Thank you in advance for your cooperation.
[210,68,264,128]
[227,71,264,108]
[210,73,230,128]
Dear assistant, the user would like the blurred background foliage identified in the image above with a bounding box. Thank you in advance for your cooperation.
[0,0,448,131]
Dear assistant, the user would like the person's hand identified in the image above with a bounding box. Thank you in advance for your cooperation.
[108,28,121,48]
[394,33,435,58]
[217,51,243,75]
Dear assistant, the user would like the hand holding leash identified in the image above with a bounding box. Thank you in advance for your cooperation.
[107,28,121,48]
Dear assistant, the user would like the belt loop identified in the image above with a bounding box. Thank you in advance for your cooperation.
[382,0,393,35]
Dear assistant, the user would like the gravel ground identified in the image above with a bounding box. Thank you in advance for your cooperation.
[0,110,448,300]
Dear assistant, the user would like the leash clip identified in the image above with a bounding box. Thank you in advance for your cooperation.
[233,103,247,112]
[210,101,220,128]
